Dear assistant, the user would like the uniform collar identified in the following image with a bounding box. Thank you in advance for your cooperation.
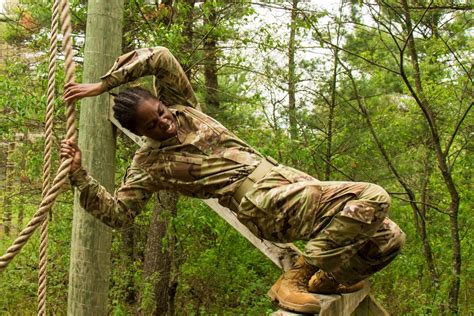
[144,108,186,149]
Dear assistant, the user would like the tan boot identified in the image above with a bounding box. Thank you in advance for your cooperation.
[267,256,321,314]
[308,270,365,294]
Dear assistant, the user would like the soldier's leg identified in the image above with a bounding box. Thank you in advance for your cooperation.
[303,182,392,277]
[330,217,405,285]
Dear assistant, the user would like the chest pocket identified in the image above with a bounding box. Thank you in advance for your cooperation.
[183,108,230,155]
[146,152,203,182]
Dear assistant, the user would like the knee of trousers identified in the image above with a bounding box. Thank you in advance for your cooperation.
[361,183,391,206]
[393,223,406,252]
[383,219,406,254]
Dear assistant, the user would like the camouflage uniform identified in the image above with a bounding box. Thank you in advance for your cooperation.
[70,47,405,285]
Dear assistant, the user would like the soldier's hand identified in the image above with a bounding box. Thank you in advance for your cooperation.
[60,139,82,173]
[63,82,106,103]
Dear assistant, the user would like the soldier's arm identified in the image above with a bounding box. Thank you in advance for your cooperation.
[100,47,198,108]
[69,166,154,228]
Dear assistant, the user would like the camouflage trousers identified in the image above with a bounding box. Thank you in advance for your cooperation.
[302,181,405,285]
[238,170,405,285]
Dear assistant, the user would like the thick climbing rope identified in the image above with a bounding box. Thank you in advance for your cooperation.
[37,0,60,314]
[0,0,76,286]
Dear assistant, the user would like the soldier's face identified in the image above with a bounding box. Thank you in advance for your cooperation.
[134,98,178,141]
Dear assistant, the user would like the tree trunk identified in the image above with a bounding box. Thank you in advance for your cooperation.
[288,0,298,140]
[400,1,461,312]
[203,1,220,110]
[139,191,178,316]
[3,142,15,236]
[325,53,336,181]
[325,10,342,180]
[181,0,196,78]
[0,142,6,236]
[419,147,441,293]
[17,145,27,229]
[67,1,123,314]
[343,64,443,294]
[136,2,195,314]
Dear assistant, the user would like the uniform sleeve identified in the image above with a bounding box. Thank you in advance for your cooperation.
[100,46,198,108]
[69,166,154,228]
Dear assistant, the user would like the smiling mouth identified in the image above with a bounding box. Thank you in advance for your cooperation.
[163,119,176,134]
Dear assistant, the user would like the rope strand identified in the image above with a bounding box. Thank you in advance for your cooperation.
[0,0,76,273]
[37,0,61,314]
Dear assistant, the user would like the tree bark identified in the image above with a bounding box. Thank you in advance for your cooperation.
[3,142,15,236]
[140,191,178,316]
[67,1,123,314]
[203,1,220,110]
[325,4,342,181]
[17,143,27,229]
[419,147,440,291]
[180,0,196,78]
[288,0,298,140]
[325,49,337,181]
[0,142,6,236]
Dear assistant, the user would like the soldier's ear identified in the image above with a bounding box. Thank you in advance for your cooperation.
[129,123,143,136]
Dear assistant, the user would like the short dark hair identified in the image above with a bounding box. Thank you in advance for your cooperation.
[113,87,155,134]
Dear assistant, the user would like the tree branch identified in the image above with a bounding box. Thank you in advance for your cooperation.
[439,35,473,83]
[392,196,449,216]
[444,102,473,156]
[301,11,401,75]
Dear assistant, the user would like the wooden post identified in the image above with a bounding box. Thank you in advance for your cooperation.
[67,0,124,314]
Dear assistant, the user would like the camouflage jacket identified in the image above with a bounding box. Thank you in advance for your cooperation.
[71,47,266,227]
[70,47,361,243]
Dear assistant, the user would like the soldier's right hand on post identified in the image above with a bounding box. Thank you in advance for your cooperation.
[63,82,106,103]
[60,139,82,173]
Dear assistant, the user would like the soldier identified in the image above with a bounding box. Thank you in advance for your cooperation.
[61,47,405,314]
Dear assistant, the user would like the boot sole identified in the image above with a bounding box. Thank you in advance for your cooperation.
[308,283,365,294]
[267,288,321,314]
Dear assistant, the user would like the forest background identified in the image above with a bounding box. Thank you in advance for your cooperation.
[0,0,472,314]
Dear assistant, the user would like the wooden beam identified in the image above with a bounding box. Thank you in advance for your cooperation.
[109,113,144,146]
[353,293,389,316]
[203,199,300,270]
[271,281,388,316]
[318,281,370,316]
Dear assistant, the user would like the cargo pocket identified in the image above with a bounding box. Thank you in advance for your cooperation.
[339,200,378,224]
[338,199,389,239]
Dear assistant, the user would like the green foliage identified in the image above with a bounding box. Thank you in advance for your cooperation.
[0,198,73,313]
[172,197,278,314]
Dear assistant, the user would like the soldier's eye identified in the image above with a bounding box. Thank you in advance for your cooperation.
[148,121,157,130]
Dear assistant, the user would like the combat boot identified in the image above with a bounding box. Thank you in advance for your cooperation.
[267,256,320,314]
[308,270,364,294]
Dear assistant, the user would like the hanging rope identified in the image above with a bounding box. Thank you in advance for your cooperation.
[0,0,76,272]
[37,0,60,314]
